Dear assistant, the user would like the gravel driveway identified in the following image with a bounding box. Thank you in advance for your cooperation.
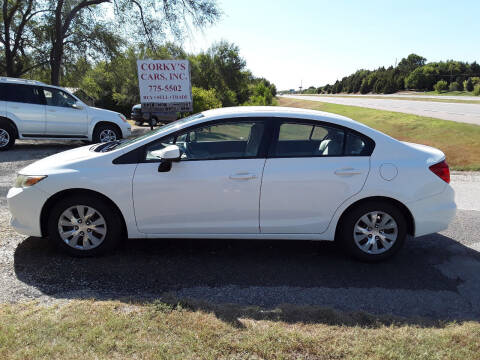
[1,139,480,322]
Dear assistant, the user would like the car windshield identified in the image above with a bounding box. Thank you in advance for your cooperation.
[99,113,205,152]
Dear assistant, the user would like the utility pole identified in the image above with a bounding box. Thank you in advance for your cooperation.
[299,80,303,93]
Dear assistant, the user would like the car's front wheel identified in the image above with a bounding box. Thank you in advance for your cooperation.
[337,201,407,262]
[93,124,121,143]
[47,195,123,256]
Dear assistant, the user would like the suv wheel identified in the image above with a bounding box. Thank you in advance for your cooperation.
[48,194,123,256]
[93,124,120,143]
[0,123,15,151]
[337,201,407,262]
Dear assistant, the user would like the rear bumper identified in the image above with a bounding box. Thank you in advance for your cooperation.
[408,184,456,237]
[7,186,49,237]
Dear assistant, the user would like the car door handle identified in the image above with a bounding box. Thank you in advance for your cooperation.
[334,168,363,176]
[229,172,257,180]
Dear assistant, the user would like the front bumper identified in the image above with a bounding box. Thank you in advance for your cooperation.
[7,186,50,237]
[131,113,144,121]
[408,184,456,237]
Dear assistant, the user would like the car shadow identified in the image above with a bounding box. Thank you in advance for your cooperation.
[13,233,480,326]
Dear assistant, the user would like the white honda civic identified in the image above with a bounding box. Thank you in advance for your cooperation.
[7,106,456,261]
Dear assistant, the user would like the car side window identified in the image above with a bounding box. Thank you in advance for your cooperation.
[274,122,344,157]
[345,132,368,155]
[145,121,265,161]
[3,84,43,105]
[42,88,77,108]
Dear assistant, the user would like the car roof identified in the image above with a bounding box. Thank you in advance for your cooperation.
[201,106,381,137]
[0,77,45,85]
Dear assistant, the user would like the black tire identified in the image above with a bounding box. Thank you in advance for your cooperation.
[150,117,158,126]
[92,124,121,143]
[135,120,143,126]
[47,194,123,257]
[0,122,16,151]
[337,201,407,262]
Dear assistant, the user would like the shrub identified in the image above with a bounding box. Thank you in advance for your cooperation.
[192,87,222,113]
[244,81,274,105]
[464,78,474,92]
[471,77,480,86]
[448,81,461,91]
[434,80,448,93]
[474,84,480,96]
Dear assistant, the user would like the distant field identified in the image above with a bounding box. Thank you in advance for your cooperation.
[279,97,480,171]
[1,300,480,359]
[300,94,480,105]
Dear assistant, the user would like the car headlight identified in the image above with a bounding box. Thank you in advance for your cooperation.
[118,114,127,123]
[15,175,47,188]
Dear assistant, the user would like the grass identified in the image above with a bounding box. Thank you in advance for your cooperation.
[412,90,477,97]
[278,97,480,171]
[1,300,480,359]
[299,94,480,104]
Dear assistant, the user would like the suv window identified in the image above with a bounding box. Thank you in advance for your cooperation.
[0,83,43,105]
[145,121,265,161]
[42,88,77,108]
[274,122,345,157]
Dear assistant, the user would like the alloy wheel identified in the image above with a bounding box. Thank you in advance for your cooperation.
[99,129,117,142]
[0,129,10,148]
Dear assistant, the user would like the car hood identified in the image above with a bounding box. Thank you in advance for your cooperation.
[87,106,121,118]
[19,145,112,175]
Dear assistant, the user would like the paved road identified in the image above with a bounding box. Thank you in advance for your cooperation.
[319,93,480,101]
[0,143,480,323]
[285,95,480,125]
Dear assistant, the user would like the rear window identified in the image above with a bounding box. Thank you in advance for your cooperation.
[275,122,345,157]
[0,83,43,105]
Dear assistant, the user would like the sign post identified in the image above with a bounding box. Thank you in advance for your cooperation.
[136,59,193,128]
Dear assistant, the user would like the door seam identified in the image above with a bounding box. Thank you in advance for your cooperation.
[258,158,267,233]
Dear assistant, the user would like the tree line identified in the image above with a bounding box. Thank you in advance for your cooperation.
[0,0,276,114]
[299,54,480,96]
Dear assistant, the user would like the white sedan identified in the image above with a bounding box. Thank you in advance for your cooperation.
[7,107,456,261]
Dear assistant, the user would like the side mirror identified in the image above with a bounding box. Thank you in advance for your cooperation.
[72,101,84,110]
[151,144,181,161]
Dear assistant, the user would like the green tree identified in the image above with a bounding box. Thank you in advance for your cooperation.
[0,0,47,77]
[474,84,480,96]
[192,87,222,112]
[464,78,474,92]
[434,80,448,93]
[38,0,220,85]
[449,81,461,91]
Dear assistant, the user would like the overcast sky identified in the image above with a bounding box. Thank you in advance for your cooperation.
[183,0,479,90]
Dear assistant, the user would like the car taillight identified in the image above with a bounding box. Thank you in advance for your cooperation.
[429,160,450,183]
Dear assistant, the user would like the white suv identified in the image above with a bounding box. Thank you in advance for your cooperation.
[0,77,131,150]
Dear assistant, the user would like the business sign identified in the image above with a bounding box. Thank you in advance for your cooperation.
[137,59,192,112]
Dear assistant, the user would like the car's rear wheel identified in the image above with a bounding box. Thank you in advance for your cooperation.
[47,195,122,256]
[337,201,407,262]
[93,124,121,143]
[0,123,15,151]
